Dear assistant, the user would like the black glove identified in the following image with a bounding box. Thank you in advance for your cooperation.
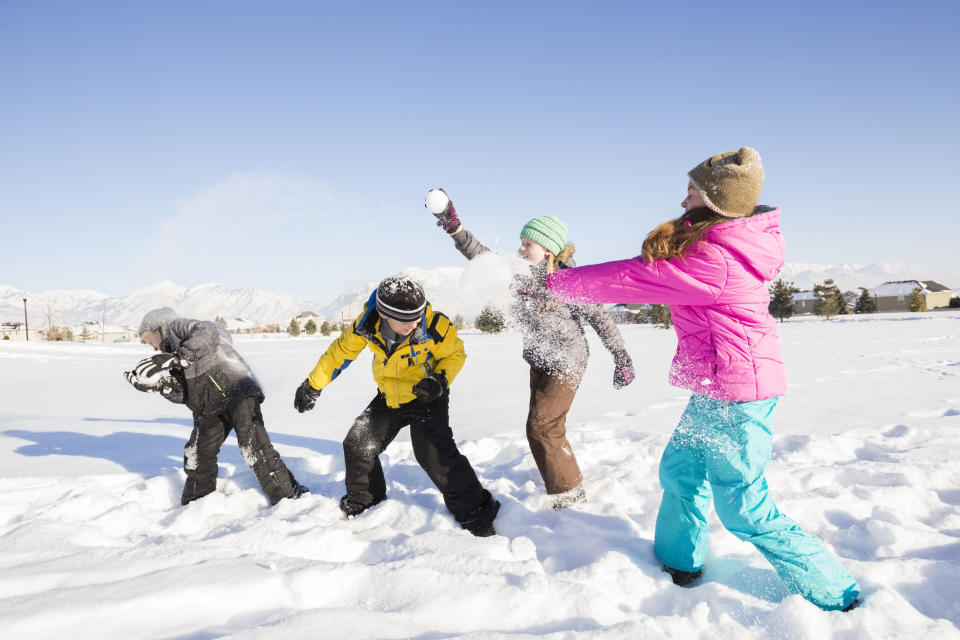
[613,351,635,389]
[294,379,322,413]
[159,376,186,404]
[134,352,188,379]
[412,373,447,403]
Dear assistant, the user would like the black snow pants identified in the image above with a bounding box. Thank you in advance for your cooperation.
[182,396,298,506]
[342,390,494,525]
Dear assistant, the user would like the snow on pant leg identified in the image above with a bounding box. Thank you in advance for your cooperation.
[704,396,861,611]
[653,395,712,572]
[525,367,583,494]
[408,391,489,523]
[226,396,296,506]
[342,394,405,507]
[181,413,230,504]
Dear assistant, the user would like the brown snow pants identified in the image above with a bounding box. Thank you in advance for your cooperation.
[526,367,583,494]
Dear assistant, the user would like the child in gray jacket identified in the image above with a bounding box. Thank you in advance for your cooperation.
[426,190,634,509]
[125,307,307,506]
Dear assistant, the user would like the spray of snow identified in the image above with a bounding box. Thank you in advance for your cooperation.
[405,252,529,321]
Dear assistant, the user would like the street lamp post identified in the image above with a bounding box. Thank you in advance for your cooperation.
[22,297,29,341]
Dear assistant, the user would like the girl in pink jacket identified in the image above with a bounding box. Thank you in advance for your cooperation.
[546,148,860,611]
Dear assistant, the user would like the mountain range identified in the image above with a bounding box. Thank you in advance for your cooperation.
[1,262,950,328]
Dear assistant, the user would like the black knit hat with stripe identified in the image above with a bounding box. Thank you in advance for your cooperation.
[376,274,426,322]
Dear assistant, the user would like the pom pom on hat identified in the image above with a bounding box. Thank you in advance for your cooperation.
[687,147,765,218]
[520,215,568,256]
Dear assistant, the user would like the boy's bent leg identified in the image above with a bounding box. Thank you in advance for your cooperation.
[409,393,494,526]
[182,413,230,504]
[707,398,860,611]
[525,368,582,494]
[227,396,299,505]
[653,395,712,573]
[342,395,404,508]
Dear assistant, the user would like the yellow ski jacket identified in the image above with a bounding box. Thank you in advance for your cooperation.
[306,291,466,408]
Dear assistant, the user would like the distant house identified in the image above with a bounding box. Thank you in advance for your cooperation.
[791,290,818,315]
[842,291,858,312]
[0,322,37,340]
[869,280,953,312]
[224,317,259,334]
[605,304,650,324]
[84,323,137,342]
[292,311,323,331]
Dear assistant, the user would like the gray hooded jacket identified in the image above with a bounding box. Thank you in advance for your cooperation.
[139,308,263,414]
[449,227,627,386]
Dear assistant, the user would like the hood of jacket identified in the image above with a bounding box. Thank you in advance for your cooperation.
[139,307,179,337]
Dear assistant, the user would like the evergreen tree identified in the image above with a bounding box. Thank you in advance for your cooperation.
[320,320,333,336]
[453,313,465,330]
[950,296,960,309]
[908,287,927,312]
[286,318,301,336]
[813,279,843,319]
[304,319,317,335]
[475,305,505,334]
[649,304,673,329]
[836,292,849,315]
[80,325,93,341]
[854,288,876,314]
[768,279,798,322]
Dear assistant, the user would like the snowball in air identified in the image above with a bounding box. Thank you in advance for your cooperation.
[425,189,450,214]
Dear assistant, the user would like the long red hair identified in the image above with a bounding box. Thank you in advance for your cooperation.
[641,207,730,262]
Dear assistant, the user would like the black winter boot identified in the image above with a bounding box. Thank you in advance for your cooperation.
[459,493,500,537]
[663,565,702,587]
[292,482,309,499]
[339,494,384,518]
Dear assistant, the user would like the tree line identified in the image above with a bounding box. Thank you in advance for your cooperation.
[767,279,936,321]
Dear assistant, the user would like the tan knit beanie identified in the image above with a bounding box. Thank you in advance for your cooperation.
[687,147,764,217]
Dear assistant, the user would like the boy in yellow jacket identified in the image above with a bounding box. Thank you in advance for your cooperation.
[294,274,500,536]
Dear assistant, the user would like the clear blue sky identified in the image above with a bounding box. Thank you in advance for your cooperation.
[2,1,958,302]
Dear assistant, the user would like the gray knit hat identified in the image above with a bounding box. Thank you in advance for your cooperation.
[687,147,765,218]
[139,307,178,336]
[376,275,426,322]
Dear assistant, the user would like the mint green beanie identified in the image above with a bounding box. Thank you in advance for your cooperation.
[520,215,568,256]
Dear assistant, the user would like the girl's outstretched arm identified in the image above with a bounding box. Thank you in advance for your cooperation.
[546,246,728,306]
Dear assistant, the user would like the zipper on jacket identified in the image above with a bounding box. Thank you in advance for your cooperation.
[208,374,227,398]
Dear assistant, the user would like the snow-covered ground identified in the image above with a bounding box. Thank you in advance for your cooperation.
[1,311,958,639]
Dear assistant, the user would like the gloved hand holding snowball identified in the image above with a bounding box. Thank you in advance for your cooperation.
[426,189,461,234]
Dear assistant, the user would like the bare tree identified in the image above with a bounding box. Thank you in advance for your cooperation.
[44,296,57,342]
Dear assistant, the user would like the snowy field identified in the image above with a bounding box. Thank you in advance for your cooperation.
[1,311,958,639]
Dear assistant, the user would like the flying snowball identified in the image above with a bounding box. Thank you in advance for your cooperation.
[425,189,450,214]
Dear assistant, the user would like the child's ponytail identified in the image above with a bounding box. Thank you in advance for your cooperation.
[641,207,727,262]
[544,242,575,311]
[547,242,576,275]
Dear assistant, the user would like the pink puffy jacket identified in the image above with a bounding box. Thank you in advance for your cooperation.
[546,207,787,401]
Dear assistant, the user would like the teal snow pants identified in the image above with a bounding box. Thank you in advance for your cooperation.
[653,394,860,611]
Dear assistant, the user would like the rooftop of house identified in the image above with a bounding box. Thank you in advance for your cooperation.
[871,280,951,296]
